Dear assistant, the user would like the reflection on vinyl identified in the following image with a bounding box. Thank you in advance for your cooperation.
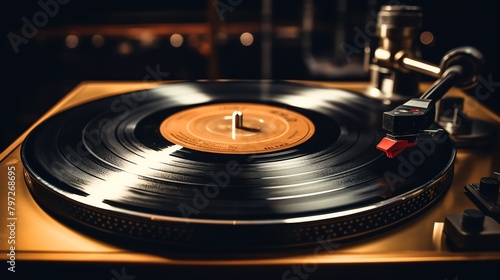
[21,81,455,249]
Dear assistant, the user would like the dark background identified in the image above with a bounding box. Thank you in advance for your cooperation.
[2,0,500,152]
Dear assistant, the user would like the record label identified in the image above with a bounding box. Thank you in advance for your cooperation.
[159,102,315,154]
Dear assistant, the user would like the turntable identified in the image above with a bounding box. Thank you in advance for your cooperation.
[2,4,500,280]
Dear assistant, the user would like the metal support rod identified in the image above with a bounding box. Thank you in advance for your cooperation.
[400,56,441,78]
[420,65,463,101]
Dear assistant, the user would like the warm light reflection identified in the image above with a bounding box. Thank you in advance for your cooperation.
[374,48,391,60]
[91,34,105,48]
[402,57,441,76]
[240,32,254,46]
[118,42,132,55]
[283,205,378,223]
[275,26,300,39]
[65,35,79,48]
[170,34,184,47]
[139,32,156,47]
[432,222,444,251]
[420,31,434,45]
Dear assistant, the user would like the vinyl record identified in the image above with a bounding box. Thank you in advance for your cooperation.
[21,80,455,249]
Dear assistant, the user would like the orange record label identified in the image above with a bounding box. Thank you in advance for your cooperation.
[159,103,315,154]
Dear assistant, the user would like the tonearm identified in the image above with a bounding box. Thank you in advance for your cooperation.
[368,5,485,158]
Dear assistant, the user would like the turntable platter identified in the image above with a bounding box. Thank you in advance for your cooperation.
[20,81,455,249]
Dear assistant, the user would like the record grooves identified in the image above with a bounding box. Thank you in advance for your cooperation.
[20,81,456,249]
